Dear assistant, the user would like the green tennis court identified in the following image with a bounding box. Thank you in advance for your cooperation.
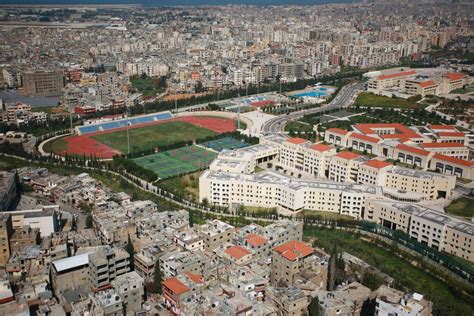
[133,145,217,179]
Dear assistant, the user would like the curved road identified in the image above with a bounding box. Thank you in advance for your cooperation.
[262,82,364,136]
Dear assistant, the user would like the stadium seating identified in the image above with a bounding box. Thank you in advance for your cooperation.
[77,111,173,135]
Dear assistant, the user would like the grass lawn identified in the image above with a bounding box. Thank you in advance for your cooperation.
[304,227,474,316]
[445,197,474,218]
[285,120,314,133]
[44,137,69,154]
[91,121,217,153]
[355,92,423,109]
[130,76,164,97]
[451,86,474,94]
[160,171,201,202]
[300,210,354,220]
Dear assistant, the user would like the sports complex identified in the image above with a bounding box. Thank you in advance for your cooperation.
[47,111,239,159]
[45,110,252,179]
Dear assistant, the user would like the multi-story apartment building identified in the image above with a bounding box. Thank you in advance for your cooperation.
[160,250,211,279]
[0,214,13,266]
[271,240,316,286]
[88,247,131,291]
[200,169,382,218]
[51,246,131,294]
[134,243,162,283]
[196,219,235,252]
[173,229,204,252]
[9,226,40,254]
[111,271,144,315]
[364,200,474,262]
[0,171,19,211]
[328,151,366,183]
[21,70,64,96]
[367,69,417,94]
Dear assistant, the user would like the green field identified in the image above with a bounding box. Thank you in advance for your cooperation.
[160,171,201,202]
[91,121,216,153]
[445,197,474,218]
[305,227,474,315]
[285,120,314,133]
[355,92,423,109]
[44,137,68,154]
[130,76,165,97]
[133,145,217,179]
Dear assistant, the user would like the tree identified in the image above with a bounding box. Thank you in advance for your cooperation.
[85,213,93,229]
[308,296,321,316]
[327,245,337,291]
[153,259,163,294]
[124,234,135,271]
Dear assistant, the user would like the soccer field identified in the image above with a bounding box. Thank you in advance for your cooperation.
[91,121,217,153]
[133,145,217,179]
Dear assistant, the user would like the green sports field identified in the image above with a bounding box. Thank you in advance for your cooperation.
[91,121,217,153]
[133,145,217,179]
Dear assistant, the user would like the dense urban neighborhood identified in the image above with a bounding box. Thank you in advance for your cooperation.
[0,1,473,316]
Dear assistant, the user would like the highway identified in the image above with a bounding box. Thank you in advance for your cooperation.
[261,82,364,136]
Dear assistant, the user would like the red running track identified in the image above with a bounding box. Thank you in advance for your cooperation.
[59,116,237,159]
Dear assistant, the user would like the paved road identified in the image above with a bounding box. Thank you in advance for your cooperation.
[261,82,364,136]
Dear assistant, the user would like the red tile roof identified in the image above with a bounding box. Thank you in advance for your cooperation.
[428,125,456,130]
[377,70,417,80]
[163,277,190,295]
[184,272,203,284]
[396,144,431,157]
[363,159,392,169]
[443,73,465,81]
[418,80,437,88]
[433,153,474,167]
[353,123,422,139]
[225,245,251,260]
[334,151,361,160]
[326,128,350,135]
[286,137,310,145]
[309,143,333,152]
[421,142,465,149]
[350,133,380,143]
[246,233,268,247]
[274,240,314,261]
[437,132,465,137]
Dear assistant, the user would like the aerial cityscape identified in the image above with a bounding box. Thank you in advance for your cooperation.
[0,0,473,315]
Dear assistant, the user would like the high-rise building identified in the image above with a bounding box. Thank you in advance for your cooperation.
[21,70,64,96]
[0,214,13,266]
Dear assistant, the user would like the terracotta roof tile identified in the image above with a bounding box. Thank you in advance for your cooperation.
[246,234,268,247]
[421,142,465,148]
[334,151,361,160]
[433,154,474,167]
[377,70,417,80]
[363,159,392,169]
[350,133,380,143]
[443,73,465,81]
[286,137,310,145]
[163,277,190,295]
[184,272,203,284]
[327,128,350,135]
[309,143,333,152]
[274,240,314,261]
[225,245,251,260]
[396,144,431,157]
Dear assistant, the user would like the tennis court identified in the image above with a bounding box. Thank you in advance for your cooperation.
[133,145,217,179]
[201,136,249,152]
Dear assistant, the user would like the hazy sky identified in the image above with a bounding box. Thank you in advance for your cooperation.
[0,0,357,6]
